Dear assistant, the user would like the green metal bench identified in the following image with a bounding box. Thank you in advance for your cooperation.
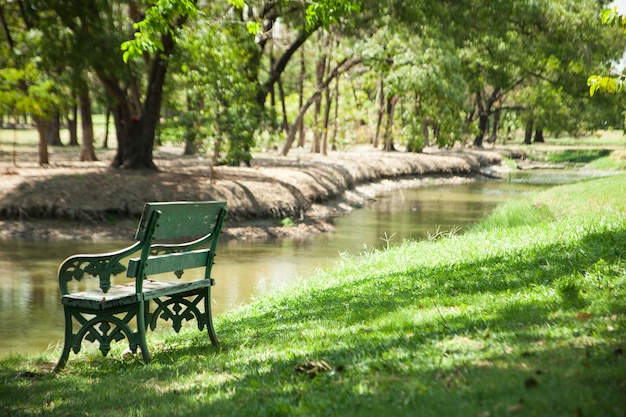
[54,201,228,372]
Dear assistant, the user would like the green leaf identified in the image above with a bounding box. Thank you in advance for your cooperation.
[246,21,262,35]
[601,7,618,25]
[587,75,623,96]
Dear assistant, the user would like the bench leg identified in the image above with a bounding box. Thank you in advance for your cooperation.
[205,287,219,345]
[136,300,152,363]
[54,309,74,373]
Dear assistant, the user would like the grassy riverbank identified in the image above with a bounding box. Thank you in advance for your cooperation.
[1,174,626,416]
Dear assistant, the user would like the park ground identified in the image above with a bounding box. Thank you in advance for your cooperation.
[0,143,508,241]
[3,127,626,241]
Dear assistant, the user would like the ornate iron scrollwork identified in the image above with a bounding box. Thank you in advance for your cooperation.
[60,258,127,293]
[70,311,137,356]
[148,293,207,333]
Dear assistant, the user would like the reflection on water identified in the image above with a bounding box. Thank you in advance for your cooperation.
[0,169,601,358]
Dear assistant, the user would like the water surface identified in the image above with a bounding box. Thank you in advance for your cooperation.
[0,170,597,358]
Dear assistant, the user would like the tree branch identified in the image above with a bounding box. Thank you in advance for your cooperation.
[281,56,362,155]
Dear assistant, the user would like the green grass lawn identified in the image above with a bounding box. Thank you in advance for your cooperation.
[0,114,113,154]
[1,174,625,416]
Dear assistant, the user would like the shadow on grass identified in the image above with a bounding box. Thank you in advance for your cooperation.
[2,227,625,416]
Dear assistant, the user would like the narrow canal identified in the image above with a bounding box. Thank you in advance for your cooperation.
[0,170,599,358]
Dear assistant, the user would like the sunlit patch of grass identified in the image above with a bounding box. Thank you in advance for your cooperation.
[542,130,626,146]
[546,149,612,163]
[587,150,626,170]
[470,198,554,231]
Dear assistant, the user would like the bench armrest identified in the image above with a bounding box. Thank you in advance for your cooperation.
[58,241,142,295]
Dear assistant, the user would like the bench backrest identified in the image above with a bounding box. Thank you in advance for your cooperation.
[57,201,227,295]
[126,201,228,292]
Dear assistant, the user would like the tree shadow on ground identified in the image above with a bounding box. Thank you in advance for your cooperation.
[2,227,625,416]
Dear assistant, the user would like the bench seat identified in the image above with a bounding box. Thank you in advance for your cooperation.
[61,279,215,310]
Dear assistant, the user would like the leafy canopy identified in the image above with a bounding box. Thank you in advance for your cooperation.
[121,0,360,62]
[587,6,626,96]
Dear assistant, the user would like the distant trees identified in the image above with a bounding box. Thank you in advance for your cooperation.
[0,0,624,168]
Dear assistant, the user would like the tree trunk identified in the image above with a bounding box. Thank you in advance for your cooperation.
[34,117,49,165]
[47,111,62,146]
[489,107,501,143]
[257,25,318,112]
[433,123,440,142]
[68,105,78,146]
[321,85,332,155]
[282,57,361,156]
[473,87,502,147]
[269,48,276,110]
[79,90,97,161]
[311,38,328,154]
[278,76,289,134]
[374,77,385,148]
[183,94,199,156]
[320,33,334,155]
[297,45,306,148]
[474,113,489,148]
[524,118,533,145]
[110,44,170,169]
[112,112,156,169]
[534,128,545,143]
[102,107,110,148]
[384,96,398,152]
[330,75,339,151]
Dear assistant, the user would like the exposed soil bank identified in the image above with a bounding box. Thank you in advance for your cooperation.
[0,147,507,241]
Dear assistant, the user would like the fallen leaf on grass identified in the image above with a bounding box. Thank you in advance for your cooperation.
[575,312,593,321]
[295,359,335,376]
[507,403,525,413]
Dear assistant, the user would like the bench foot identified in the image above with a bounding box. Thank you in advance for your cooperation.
[55,304,150,370]
[205,289,219,345]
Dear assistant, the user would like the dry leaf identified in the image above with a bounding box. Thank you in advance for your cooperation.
[575,312,593,321]
[507,404,525,413]
[295,359,334,376]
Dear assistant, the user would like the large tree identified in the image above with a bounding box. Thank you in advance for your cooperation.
[440,0,623,147]
[10,0,196,170]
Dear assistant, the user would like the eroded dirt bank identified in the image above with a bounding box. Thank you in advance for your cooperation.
[0,147,506,241]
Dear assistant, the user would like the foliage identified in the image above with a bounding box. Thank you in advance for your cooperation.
[165,6,262,165]
[0,0,623,161]
[0,64,59,118]
[306,0,361,30]
[587,7,626,96]
[121,0,197,63]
